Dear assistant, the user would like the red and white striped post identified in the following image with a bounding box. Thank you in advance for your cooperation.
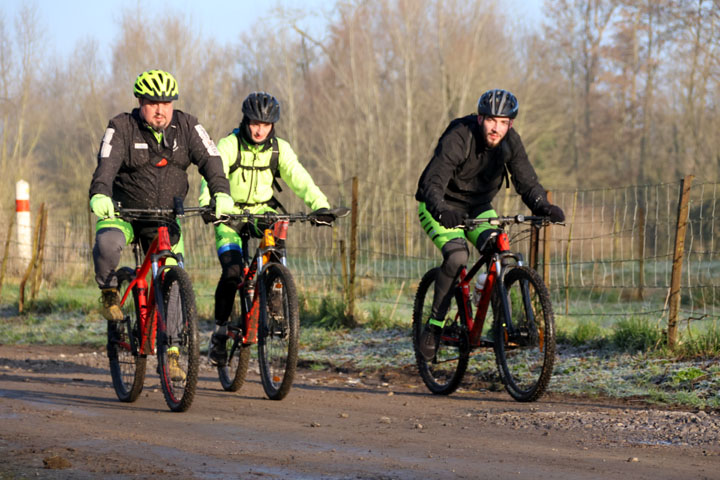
[15,180,32,264]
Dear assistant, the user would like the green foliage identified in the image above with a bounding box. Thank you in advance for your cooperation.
[670,366,705,384]
[676,323,720,358]
[561,320,608,347]
[299,293,356,330]
[612,317,664,352]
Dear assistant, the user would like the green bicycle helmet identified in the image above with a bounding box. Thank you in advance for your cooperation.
[133,69,179,101]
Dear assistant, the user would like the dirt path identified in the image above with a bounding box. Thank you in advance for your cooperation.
[0,344,718,479]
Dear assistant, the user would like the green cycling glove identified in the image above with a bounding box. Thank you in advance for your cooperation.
[90,194,115,219]
[214,192,235,218]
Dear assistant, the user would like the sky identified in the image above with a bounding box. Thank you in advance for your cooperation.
[2,0,543,62]
[2,0,332,61]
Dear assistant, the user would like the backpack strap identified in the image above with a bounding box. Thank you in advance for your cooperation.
[228,134,285,210]
[229,134,280,180]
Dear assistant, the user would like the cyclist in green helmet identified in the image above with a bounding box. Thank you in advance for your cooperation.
[415,88,564,360]
[198,91,336,366]
[89,69,233,322]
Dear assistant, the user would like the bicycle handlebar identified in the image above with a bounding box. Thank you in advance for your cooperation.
[115,204,207,222]
[462,215,563,229]
[214,206,351,225]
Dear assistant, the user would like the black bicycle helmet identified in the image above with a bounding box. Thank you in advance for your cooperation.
[133,69,179,101]
[477,89,518,119]
[241,92,280,123]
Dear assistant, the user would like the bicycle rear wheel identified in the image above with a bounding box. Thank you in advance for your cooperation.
[492,266,555,402]
[157,266,199,412]
[107,267,147,402]
[412,268,470,395]
[257,263,299,400]
[218,294,251,392]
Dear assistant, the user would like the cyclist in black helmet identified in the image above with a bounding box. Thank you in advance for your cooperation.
[415,88,564,360]
[199,91,336,366]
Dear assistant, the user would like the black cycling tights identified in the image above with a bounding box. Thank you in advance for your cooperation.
[214,249,244,325]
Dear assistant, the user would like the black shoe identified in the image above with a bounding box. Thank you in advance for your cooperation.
[208,333,228,367]
[419,323,442,360]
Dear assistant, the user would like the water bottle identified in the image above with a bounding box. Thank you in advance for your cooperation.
[472,273,488,307]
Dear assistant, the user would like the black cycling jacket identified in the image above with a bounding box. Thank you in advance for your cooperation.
[89,109,230,209]
[415,114,548,219]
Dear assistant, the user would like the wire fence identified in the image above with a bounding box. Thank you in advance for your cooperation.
[2,177,718,330]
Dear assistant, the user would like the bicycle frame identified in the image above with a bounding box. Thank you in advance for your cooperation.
[118,225,182,356]
[228,220,289,346]
[452,226,528,348]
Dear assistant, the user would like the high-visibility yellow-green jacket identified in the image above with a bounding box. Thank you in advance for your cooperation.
[199,129,329,212]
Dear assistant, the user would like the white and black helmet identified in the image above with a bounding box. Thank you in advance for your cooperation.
[477,89,519,119]
[242,92,280,123]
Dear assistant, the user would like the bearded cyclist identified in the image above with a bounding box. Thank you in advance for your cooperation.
[199,91,335,366]
[415,88,564,360]
[89,70,233,381]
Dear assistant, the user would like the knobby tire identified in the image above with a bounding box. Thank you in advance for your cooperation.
[217,295,251,392]
[157,266,199,412]
[257,263,299,400]
[107,267,147,402]
[492,266,555,402]
[412,268,470,395]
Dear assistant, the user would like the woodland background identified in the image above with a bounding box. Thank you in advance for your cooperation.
[1,0,718,215]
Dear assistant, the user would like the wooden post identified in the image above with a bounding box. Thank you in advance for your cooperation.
[339,239,348,296]
[529,226,539,271]
[667,175,693,349]
[19,203,45,313]
[0,215,16,297]
[637,206,646,301]
[346,176,358,327]
[565,191,578,315]
[543,191,553,284]
[30,205,48,301]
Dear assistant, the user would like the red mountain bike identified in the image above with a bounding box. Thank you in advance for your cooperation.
[106,203,204,412]
[214,207,349,400]
[412,215,558,402]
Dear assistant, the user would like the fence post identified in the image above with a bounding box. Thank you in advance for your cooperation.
[637,206,646,301]
[346,176,358,326]
[0,215,16,297]
[565,191,578,315]
[667,175,694,349]
[19,203,45,313]
[30,205,49,301]
[529,227,539,271]
[543,191,552,284]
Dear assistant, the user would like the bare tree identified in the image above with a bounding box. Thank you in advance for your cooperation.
[0,4,47,200]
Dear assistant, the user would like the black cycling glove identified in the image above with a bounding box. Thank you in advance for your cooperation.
[533,203,565,223]
[438,209,468,229]
[309,208,336,226]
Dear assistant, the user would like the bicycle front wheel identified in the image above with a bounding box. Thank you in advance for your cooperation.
[257,263,299,400]
[157,266,199,412]
[107,267,147,402]
[218,294,251,392]
[492,266,555,402]
[412,268,470,395]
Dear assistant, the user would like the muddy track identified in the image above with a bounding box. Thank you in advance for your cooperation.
[0,344,718,479]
